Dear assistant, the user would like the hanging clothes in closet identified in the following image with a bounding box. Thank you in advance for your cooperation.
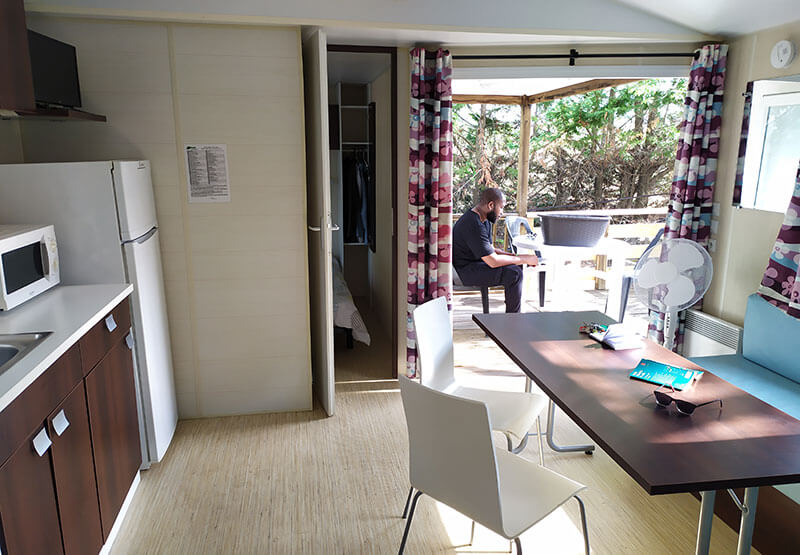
[343,151,371,245]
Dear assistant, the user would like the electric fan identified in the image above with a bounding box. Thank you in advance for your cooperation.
[632,238,713,350]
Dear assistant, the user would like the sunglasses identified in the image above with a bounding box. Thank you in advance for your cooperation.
[654,384,723,416]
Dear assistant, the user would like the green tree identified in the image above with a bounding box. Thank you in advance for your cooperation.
[451,78,687,214]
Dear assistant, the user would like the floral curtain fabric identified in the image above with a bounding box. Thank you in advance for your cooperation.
[758,162,800,318]
[648,44,728,350]
[407,48,454,376]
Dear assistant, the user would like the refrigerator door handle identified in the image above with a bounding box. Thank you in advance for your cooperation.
[122,227,158,245]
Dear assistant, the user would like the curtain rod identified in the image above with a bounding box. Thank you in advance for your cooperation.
[453,49,699,66]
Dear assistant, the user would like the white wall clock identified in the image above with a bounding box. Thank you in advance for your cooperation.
[770,40,796,69]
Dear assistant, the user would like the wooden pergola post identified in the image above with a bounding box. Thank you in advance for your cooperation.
[517,96,531,217]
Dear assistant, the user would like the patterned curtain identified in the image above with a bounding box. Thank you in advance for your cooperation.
[407,48,453,377]
[648,44,728,351]
[758,162,800,317]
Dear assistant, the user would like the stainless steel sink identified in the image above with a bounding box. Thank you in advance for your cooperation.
[0,333,52,376]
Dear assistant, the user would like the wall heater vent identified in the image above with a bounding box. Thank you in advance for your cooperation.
[683,309,743,358]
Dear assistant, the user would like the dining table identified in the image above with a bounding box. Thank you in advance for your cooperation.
[473,309,800,555]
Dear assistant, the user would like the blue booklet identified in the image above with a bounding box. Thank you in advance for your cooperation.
[629,359,703,390]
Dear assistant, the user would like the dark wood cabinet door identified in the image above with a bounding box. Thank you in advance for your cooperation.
[49,383,103,555]
[79,301,132,376]
[85,335,141,540]
[0,427,63,554]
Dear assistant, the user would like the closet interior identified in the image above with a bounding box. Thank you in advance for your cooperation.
[327,50,393,378]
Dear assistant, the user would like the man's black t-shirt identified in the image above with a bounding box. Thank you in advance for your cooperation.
[452,210,494,270]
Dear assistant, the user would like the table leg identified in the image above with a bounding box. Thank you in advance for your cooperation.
[696,490,716,555]
[545,399,595,454]
[736,487,759,555]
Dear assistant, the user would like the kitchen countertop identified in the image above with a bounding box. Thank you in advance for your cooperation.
[0,284,133,412]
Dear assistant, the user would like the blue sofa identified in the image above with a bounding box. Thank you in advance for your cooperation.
[691,293,800,502]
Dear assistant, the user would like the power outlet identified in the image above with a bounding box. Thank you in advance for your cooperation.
[708,238,717,252]
[710,220,719,234]
[712,202,720,217]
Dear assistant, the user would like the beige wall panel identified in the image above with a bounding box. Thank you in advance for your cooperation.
[177,95,303,145]
[186,215,304,253]
[200,387,310,417]
[164,279,191,320]
[705,20,800,324]
[194,316,309,361]
[171,25,298,58]
[191,251,306,281]
[174,55,301,97]
[27,18,169,54]
[192,278,308,319]
[198,357,310,392]
[168,317,195,364]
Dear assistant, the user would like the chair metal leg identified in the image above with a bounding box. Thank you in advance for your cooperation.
[398,491,423,554]
[546,400,595,454]
[575,495,590,555]
[481,286,490,314]
[618,276,632,323]
[468,520,476,546]
[536,415,544,466]
[514,537,523,554]
[538,270,546,307]
[401,487,414,519]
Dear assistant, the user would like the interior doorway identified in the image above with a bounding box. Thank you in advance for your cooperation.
[326,46,398,386]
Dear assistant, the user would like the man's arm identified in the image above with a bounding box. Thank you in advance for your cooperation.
[482,252,538,269]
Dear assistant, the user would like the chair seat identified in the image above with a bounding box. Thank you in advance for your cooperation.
[496,448,586,538]
[453,385,548,442]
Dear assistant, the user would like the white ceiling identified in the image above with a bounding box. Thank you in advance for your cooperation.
[29,0,709,46]
[613,0,800,36]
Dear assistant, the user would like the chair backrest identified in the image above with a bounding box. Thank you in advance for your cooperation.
[645,228,665,251]
[743,293,800,382]
[412,297,456,392]
[399,376,504,533]
[505,216,533,253]
[505,215,533,238]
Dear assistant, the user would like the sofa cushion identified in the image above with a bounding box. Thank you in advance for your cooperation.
[743,294,800,383]
[690,354,800,421]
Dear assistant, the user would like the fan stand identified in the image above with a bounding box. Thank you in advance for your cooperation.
[664,309,679,351]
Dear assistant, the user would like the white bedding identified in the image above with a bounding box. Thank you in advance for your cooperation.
[332,260,371,346]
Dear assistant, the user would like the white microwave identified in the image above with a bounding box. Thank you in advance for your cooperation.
[0,225,60,311]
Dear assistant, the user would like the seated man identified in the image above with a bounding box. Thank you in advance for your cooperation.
[452,187,539,313]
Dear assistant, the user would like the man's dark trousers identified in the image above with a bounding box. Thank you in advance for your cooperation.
[456,262,523,313]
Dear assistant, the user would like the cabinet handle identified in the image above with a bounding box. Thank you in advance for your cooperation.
[52,409,70,436]
[105,314,118,332]
[125,332,134,350]
[32,428,52,456]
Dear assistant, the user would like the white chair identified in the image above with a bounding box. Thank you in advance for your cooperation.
[505,216,547,307]
[412,296,547,456]
[398,376,590,554]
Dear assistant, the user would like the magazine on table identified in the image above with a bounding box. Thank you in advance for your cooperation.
[588,323,644,350]
[629,359,704,390]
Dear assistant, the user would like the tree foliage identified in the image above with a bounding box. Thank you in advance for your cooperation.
[452,78,687,214]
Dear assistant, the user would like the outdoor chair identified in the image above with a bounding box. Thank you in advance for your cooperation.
[452,265,490,314]
[505,216,547,307]
[606,228,664,322]
[397,376,590,555]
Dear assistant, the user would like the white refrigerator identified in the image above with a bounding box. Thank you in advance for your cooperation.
[0,160,178,467]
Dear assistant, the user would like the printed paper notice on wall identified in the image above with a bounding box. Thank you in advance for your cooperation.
[185,144,231,202]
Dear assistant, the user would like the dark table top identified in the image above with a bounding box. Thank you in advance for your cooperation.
[473,310,800,495]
